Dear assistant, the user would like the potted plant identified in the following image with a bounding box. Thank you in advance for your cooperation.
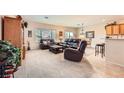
[0,40,21,67]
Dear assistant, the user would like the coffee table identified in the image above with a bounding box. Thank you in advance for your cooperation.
[49,45,63,54]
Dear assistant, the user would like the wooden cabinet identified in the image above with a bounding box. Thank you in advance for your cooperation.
[106,25,113,35]
[120,24,124,35]
[112,25,120,35]
[3,17,22,48]
[105,24,124,36]
[2,16,25,65]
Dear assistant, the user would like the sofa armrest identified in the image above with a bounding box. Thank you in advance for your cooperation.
[65,48,80,55]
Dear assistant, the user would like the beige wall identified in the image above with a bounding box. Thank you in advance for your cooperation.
[84,20,124,47]
[78,19,124,48]
[85,24,106,47]
[78,24,106,47]
[106,39,124,66]
[24,21,79,49]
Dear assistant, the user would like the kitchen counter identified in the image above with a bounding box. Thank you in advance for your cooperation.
[106,39,124,66]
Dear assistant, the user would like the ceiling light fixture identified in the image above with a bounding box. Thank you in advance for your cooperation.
[79,23,85,35]
[81,24,84,31]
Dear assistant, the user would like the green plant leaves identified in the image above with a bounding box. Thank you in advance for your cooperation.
[0,40,21,66]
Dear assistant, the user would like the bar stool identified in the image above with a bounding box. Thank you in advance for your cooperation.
[95,43,105,58]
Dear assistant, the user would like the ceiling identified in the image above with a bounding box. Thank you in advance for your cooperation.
[22,15,124,28]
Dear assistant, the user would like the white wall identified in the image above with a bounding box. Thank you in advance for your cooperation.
[24,21,79,49]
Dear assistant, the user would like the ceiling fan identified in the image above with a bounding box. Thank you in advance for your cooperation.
[81,24,84,31]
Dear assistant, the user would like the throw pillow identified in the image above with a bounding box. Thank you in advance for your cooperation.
[43,41,48,45]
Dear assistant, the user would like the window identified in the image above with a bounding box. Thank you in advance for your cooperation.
[65,32,74,39]
[41,30,52,39]
[35,28,56,42]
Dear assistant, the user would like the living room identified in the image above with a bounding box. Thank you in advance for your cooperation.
[1,0,124,93]
[0,15,124,78]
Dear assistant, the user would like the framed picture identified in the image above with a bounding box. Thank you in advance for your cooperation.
[28,30,32,37]
[86,31,95,38]
[59,31,63,36]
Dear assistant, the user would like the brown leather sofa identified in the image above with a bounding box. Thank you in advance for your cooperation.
[64,40,87,62]
[62,39,81,49]
[40,39,55,49]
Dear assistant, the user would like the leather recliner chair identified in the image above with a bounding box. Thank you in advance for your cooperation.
[64,40,87,62]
